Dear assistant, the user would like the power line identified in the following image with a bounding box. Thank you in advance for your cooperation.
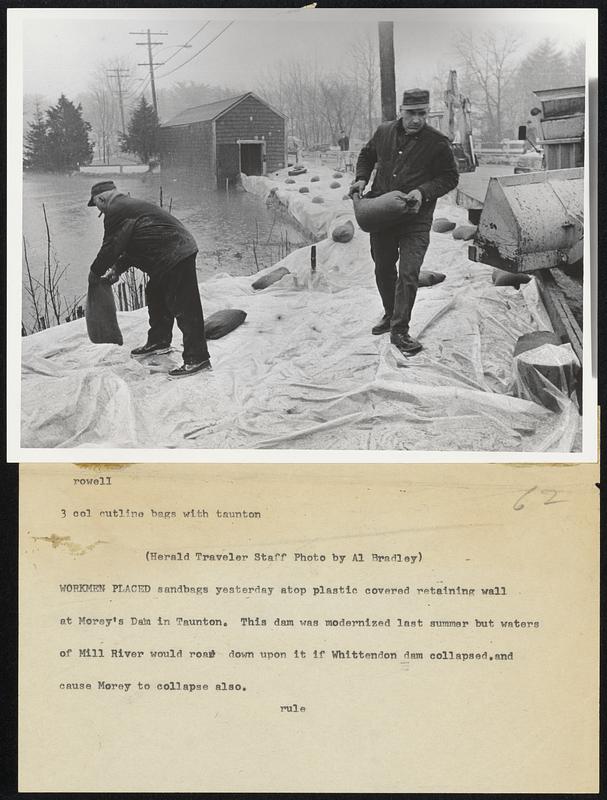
[155,21,234,80]
[106,68,130,133]
[156,22,210,66]
[129,29,168,113]
[130,76,152,107]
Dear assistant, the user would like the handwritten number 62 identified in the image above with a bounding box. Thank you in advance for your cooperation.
[513,486,564,511]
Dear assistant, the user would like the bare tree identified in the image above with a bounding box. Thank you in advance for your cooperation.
[454,29,521,142]
[258,58,332,147]
[566,40,586,84]
[348,33,380,139]
[257,43,380,148]
[79,59,136,163]
[156,80,237,123]
[22,207,85,333]
[318,76,360,143]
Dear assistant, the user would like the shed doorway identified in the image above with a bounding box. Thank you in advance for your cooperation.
[239,140,265,176]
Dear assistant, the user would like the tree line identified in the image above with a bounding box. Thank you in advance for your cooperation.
[23,94,161,171]
[23,31,586,171]
[454,34,585,144]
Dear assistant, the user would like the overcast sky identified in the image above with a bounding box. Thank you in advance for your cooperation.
[14,7,595,108]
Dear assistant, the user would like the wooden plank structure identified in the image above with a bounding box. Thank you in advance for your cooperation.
[534,85,585,171]
[159,92,287,188]
[534,269,583,368]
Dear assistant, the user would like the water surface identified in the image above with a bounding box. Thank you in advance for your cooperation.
[22,172,310,330]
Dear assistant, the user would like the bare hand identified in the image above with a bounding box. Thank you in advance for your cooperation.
[404,189,423,214]
[100,267,119,285]
[349,179,366,198]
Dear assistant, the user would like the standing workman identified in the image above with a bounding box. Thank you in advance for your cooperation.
[349,89,459,355]
[337,129,350,170]
[87,180,211,378]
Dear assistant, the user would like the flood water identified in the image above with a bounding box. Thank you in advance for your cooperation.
[22,172,312,330]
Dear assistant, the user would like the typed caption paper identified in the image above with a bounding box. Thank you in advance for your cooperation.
[19,462,598,793]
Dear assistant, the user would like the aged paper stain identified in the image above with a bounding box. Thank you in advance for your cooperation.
[32,534,107,556]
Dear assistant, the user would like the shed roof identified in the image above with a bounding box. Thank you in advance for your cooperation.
[161,92,287,127]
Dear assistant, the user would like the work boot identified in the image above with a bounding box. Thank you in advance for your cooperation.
[390,332,422,355]
[131,342,171,357]
[371,314,392,335]
[168,359,212,379]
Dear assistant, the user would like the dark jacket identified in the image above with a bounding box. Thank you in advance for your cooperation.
[355,119,459,220]
[90,195,198,279]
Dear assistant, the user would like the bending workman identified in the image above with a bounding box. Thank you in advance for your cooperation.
[87,180,211,378]
[350,89,459,355]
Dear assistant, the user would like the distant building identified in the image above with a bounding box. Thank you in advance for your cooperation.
[159,92,287,188]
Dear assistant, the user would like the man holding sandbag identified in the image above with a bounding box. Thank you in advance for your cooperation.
[349,89,458,355]
[87,180,211,378]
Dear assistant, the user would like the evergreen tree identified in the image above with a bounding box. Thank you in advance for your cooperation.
[566,41,586,85]
[45,94,94,171]
[23,102,49,170]
[513,39,570,122]
[120,96,159,164]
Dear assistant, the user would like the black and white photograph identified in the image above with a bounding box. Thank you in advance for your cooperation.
[8,7,597,458]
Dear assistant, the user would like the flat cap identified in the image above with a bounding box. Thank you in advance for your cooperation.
[87,180,117,207]
[401,88,430,109]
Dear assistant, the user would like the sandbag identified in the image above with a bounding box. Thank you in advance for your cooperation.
[285,178,296,184]
[85,280,123,345]
[432,218,456,233]
[311,196,325,204]
[418,270,446,287]
[513,343,580,412]
[452,224,477,240]
[331,219,355,243]
[492,269,531,288]
[252,266,290,290]
[299,186,309,193]
[351,191,415,232]
[330,181,341,189]
[513,331,561,357]
[310,175,320,182]
[333,172,343,179]
[205,309,247,340]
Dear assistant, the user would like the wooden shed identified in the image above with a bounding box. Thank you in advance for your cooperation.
[159,92,287,188]
[534,86,585,171]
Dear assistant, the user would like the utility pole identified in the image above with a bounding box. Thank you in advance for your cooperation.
[378,21,396,122]
[106,67,130,133]
[129,28,167,114]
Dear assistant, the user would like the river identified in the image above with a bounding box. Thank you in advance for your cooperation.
[22,172,312,331]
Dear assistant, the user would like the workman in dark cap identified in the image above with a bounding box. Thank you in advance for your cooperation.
[349,89,459,355]
[87,180,211,378]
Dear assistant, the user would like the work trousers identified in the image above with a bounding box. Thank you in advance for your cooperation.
[145,254,210,364]
[370,221,431,334]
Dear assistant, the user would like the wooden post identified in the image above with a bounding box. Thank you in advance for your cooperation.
[378,21,396,122]
[310,245,317,274]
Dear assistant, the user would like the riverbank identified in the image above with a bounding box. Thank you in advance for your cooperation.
[21,171,309,331]
[20,164,581,452]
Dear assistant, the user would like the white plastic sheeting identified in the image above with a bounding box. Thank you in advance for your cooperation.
[21,167,581,451]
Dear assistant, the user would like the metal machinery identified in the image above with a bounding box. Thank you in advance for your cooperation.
[468,168,583,273]
[428,70,476,173]
[467,86,585,368]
